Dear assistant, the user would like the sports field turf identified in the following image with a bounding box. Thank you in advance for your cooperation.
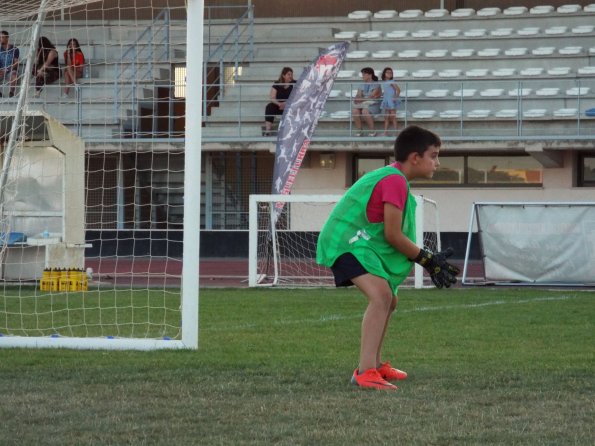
[1,287,593,445]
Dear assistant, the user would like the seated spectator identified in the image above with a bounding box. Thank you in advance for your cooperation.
[352,67,381,136]
[0,30,20,98]
[32,36,59,97]
[63,38,85,96]
[263,67,295,136]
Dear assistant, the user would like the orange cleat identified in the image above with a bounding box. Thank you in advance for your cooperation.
[351,368,397,390]
[377,361,408,381]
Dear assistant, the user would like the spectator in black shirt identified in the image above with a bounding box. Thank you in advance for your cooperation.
[263,67,295,136]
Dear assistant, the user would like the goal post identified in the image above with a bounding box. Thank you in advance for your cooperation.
[0,0,202,350]
[463,202,595,286]
[248,194,442,289]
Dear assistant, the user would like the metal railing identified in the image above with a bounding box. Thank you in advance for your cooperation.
[203,4,255,119]
[201,77,595,140]
[113,8,172,134]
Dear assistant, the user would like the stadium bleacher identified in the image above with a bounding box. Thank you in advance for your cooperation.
[201,3,595,139]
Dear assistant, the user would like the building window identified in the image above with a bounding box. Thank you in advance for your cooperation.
[353,156,390,181]
[412,154,543,187]
[578,154,595,187]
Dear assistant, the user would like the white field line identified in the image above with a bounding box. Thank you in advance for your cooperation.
[204,295,581,332]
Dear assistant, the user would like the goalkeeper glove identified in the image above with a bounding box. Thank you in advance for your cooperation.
[412,247,460,289]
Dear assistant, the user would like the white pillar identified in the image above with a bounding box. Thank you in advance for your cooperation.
[181,0,204,349]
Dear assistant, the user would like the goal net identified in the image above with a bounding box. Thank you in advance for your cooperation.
[462,202,595,286]
[249,194,441,288]
[0,0,201,349]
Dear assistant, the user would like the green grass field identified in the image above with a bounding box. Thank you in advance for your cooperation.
[1,287,593,445]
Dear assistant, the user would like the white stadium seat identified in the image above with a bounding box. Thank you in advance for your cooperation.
[451,48,475,57]
[585,4,595,13]
[334,31,357,39]
[451,8,475,17]
[425,9,449,18]
[508,88,532,97]
[530,5,555,14]
[523,109,548,118]
[440,110,463,118]
[536,87,560,96]
[464,29,487,37]
[392,69,408,78]
[398,50,421,58]
[412,110,437,119]
[478,48,501,57]
[425,49,448,58]
[572,25,594,34]
[505,47,528,56]
[590,47,595,55]
[386,30,409,39]
[346,50,369,59]
[521,67,545,76]
[467,109,491,118]
[373,10,397,19]
[438,69,462,78]
[491,28,514,36]
[559,46,582,55]
[359,31,382,40]
[439,29,461,38]
[345,89,358,98]
[578,66,595,75]
[330,111,351,119]
[465,68,489,77]
[401,89,422,98]
[480,89,505,97]
[554,108,578,117]
[399,9,423,18]
[372,50,394,59]
[495,109,518,118]
[548,67,571,75]
[545,26,568,35]
[411,29,434,38]
[348,10,372,19]
[412,69,435,78]
[517,27,540,36]
[557,5,582,13]
[453,88,477,97]
[477,7,501,16]
[425,89,449,98]
[566,87,591,95]
[503,6,528,15]
[532,47,556,55]
[337,70,355,78]
[328,90,342,98]
[492,68,516,77]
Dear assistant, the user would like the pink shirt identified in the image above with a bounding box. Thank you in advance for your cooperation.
[366,162,408,222]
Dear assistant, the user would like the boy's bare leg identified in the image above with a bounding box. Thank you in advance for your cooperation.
[376,296,397,365]
[352,274,393,372]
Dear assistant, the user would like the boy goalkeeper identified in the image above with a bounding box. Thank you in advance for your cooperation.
[316,125,459,390]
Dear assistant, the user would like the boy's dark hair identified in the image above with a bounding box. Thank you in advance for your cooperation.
[394,125,441,162]
[1,31,8,37]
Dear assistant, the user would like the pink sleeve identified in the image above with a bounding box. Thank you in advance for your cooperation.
[366,174,408,223]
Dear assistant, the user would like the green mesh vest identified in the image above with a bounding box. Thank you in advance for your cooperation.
[316,165,417,293]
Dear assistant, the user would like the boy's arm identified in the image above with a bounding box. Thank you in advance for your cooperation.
[384,201,459,288]
[383,202,420,259]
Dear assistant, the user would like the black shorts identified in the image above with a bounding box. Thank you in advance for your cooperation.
[330,252,368,287]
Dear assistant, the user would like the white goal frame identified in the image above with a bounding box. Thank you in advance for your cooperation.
[248,194,441,289]
[0,0,203,350]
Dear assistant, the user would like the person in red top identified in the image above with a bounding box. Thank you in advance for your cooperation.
[63,38,85,96]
